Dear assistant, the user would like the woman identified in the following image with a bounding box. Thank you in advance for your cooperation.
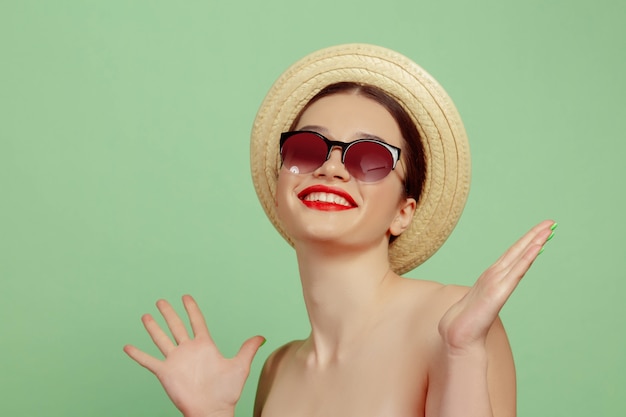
[124,44,556,417]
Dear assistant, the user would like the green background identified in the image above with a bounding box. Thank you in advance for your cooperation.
[1,0,624,416]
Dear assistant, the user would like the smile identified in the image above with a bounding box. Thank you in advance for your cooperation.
[303,192,352,206]
[297,185,357,211]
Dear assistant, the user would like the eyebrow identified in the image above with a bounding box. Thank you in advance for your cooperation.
[297,125,390,144]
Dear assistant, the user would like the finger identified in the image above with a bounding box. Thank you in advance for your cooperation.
[141,313,177,356]
[182,294,212,339]
[503,240,545,286]
[156,299,191,345]
[497,220,553,265]
[123,344,162,374]
[494,220,555,270]
[506,224,554,271]
[488,239,546,307]
[471,225,552,305]
[234,336,266,371]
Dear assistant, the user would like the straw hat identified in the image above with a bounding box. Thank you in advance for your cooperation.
[250,44,470,275]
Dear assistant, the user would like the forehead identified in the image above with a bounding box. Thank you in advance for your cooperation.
[295,93,403,146]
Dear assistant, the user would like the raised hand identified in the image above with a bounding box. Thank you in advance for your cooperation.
[124,295,265,417]
[438,220,556,354]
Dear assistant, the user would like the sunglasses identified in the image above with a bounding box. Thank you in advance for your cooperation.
[279,131,402,183]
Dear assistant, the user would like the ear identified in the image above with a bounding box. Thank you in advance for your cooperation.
[389,197,416,236]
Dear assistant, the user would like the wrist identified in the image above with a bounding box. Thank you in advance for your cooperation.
[184,412,233,417]
[442,342,489,367]
[183,407,235,417]
[442,337,489,358]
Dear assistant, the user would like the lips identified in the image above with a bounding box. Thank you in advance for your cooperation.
[297,185,357,211]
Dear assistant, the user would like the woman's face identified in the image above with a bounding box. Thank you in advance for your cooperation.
[275,92,416,250]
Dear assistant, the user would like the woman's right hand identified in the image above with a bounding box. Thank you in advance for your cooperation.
[123,295,266,417]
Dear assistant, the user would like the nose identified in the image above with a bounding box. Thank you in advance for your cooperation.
[313,146,351,181]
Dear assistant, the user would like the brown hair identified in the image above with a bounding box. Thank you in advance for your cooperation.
[290,82,426,205]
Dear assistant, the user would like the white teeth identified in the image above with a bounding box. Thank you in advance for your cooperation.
[303,192,351,207]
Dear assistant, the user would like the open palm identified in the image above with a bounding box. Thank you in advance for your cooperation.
[124,295,265,417]
[438,220,556,354]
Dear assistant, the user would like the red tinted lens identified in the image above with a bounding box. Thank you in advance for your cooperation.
[344,141,394,182]
[281,132,328,174]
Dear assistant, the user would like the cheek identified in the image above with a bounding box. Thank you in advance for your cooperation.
[367,181,407,223]
[369,178,404,205]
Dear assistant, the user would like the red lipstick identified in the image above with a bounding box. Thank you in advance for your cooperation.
[297,185,357,211]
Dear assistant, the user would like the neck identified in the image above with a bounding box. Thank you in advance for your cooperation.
[293,238,400,365]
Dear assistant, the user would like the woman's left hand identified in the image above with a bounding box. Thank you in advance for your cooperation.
[437,219,556,354]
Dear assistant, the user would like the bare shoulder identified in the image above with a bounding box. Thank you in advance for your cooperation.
[432,282,471,306]
[262,340,299,371]
[393,277,470,316]
[253,340,301,417]
[398,278,508,337]
[421,280,509,338]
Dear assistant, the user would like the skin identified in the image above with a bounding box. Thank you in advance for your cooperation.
[124,92,556,417]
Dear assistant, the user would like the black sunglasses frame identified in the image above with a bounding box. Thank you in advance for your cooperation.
[279,130,402,172]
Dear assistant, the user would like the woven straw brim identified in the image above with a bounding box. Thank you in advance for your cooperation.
[250,44,470,275]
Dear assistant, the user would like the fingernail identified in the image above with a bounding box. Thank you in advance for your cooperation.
[260,338,267,347]
[538,246,545,255]
[547,231,555,242]
[550,222,558,231]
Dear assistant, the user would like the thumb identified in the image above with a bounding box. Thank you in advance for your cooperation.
[234,335,266,369]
